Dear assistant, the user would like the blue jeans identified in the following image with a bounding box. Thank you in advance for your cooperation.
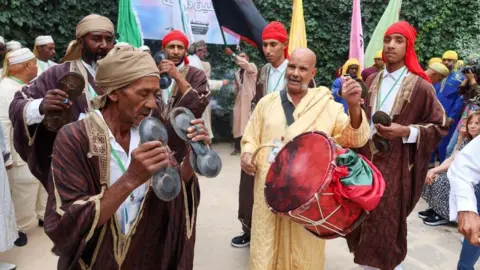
[457,188,480,270]
[447,128,460,158]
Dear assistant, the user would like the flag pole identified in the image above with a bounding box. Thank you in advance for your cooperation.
[219,26,228,47]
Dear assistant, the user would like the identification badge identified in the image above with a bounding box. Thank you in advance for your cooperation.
[268,139,284,163]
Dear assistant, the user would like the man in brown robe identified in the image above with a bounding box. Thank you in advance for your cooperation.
[45,45,210,270]
[8,14,115,190]
[160,30,209,161]
[346,21,448,270]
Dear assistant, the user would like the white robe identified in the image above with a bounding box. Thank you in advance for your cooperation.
[0,122,18,252]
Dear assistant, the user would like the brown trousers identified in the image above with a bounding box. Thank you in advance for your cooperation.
[238,170,254,237]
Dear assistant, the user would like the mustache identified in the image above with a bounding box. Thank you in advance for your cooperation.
[140,109,152,115]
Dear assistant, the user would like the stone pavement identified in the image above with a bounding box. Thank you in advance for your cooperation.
[0,143,476,269]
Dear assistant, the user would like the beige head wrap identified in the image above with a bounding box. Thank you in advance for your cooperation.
[92,45,160,109]
[61,14,114,63]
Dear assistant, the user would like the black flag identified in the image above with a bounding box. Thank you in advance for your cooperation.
[211,0,267,50]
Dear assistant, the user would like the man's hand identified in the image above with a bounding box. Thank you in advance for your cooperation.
[225,47,234,56]
[222,80,230,86]
[39,89,72,115]
[159,60,182,80]
[341,77,362,108]
[458,211,480,246]
[465,70,477,85]
[126,141,170,186]
[241,153,256,176]
[186,119,211,145]
[447,117,455,127]
[375,123,410,140]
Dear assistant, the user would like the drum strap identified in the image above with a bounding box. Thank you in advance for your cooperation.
[280,89,295,126]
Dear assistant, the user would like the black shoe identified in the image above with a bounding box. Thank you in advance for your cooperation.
[14,231,27,247]
[231,233,250,248]
[418,208,435,219]
[38,219,44,227]
[424,214,449,226]
[230,150,241,156]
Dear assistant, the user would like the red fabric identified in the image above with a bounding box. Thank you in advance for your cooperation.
[383,21,431,83]
[162,30,190,65]
[262,21,289,58]
[332,154,386,212]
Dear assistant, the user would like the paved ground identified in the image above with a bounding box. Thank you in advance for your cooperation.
[0,143,476,269]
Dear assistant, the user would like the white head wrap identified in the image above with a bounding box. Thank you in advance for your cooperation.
[35,35,55,46]
[0,36,4,45]
[8,48,35,65]
[6,41,21,52]
[139,45,150,52]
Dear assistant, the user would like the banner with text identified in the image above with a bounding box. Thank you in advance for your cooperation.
[132,0,239,44]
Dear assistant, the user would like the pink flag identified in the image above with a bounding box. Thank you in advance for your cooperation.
[349,0,364,71]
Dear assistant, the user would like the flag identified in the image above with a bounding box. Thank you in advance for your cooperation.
[288,0,307,54]
[364,0,402,67]
[211,0,267,50]
[172,0,195,43]
[349,0,364,70]
[117,0,143,47]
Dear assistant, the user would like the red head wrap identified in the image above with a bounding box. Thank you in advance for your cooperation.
[262,21,289,59]
[162,30,190,65]
[383,21,431,83]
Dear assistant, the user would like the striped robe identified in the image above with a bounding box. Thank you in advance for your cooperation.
[45,112,199,270]
[346,72,448,270]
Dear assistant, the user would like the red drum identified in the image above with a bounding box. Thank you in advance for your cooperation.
[264,131,383,239]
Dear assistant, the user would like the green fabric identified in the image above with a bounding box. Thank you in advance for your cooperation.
[117,0,142,48]
[336,150,373,186]
[364,0,402,67]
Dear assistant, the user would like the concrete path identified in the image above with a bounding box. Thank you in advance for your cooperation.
[0,143,475,269]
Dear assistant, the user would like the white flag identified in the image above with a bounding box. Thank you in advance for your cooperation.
[173,0,195,43]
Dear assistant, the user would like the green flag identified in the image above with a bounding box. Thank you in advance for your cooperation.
[117,0,143,48]
[364,0,402,67]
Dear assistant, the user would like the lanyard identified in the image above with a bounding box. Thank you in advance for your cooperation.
[88,84,97,100]
[109,143,134,201]
[269,67,286,92]
[8,75,25,85]
[377,67,407,111]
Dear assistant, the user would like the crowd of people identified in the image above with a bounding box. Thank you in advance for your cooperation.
[0,12,479,270]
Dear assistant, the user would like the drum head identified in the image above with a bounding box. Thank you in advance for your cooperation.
[265,132,335,213]
[58,72,85,99]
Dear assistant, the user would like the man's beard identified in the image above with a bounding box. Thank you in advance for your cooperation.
[82,40,108,64]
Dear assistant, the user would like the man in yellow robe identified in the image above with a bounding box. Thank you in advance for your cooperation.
[241,48,370,270]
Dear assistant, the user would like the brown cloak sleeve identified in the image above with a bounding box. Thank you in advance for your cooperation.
[176,66,210,118]
[44,120,103,270]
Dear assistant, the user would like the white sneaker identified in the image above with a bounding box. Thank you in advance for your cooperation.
[0,262,16,270]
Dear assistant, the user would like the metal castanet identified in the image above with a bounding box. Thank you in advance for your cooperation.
[44,72,85,132]
[372,111,392,152]
[139,117,181,201]
[169,107,222,178]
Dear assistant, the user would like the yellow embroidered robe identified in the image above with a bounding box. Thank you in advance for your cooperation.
[242,87,370,270]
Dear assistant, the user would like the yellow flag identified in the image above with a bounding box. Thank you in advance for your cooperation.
[288,0,307,54]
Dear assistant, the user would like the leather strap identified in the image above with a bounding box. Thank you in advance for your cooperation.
[280,89,295,126]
